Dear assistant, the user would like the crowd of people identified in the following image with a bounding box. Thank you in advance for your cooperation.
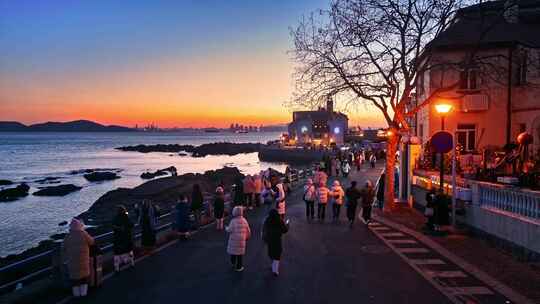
[61,157,383,298]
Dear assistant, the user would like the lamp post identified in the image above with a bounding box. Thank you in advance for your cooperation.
[434,104,452,191]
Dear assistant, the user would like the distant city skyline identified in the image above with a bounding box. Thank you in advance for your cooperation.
[0,0,386,128]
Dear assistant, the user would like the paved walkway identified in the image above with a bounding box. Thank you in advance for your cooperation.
[74,165,453,304]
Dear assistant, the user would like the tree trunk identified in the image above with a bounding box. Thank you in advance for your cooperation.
[384,132,399,212]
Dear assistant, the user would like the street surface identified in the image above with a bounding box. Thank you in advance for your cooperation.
[75,166,453,304]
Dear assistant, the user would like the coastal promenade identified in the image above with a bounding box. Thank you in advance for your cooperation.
[67,164,456,304]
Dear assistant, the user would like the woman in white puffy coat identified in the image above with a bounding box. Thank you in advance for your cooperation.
[226,206,251,272]
[331,180,345,221]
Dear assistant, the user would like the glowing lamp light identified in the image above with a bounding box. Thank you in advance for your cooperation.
[334,127,340,134]
[301,126,308,133]
[435,103,452,114]
[387,130,394,137]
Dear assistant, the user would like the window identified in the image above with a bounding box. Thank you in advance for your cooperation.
[459,69,478,90]
[516,51,528,86]
[456,124,476,152]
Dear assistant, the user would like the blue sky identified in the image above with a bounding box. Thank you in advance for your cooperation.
[0,0,384,127]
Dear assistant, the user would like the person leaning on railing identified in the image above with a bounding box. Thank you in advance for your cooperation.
[62,218,94,298]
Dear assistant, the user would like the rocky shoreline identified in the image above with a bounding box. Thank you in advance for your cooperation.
[0,166,244,267]
[116,142,263,157]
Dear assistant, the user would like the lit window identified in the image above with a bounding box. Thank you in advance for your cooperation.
[301,126,308,133]
[334,127,340,134]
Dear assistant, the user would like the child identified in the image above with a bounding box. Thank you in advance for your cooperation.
[226,207,251,272]
[214,187,225,230]
[331,180,345,221]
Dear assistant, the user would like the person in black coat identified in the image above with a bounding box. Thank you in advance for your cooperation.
[263,209,289,276]
[112,205,134,272]
[191,184,204,230]
[376,173,386,209]
[214,187,225,230]
[345,181,362,227]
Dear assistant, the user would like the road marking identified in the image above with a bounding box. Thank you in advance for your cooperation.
[380,232,405,237]
[370,227,391,231]
[410,259,446,265]
[425,270,468,278]
[441,286,494,295]
[387,239,417,244]
[397,247,430,253]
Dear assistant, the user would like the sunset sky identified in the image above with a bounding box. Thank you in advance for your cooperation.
[0,0,385,128]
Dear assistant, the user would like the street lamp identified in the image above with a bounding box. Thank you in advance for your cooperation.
[435,103,453,191]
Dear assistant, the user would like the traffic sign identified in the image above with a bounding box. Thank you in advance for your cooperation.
[431,131,453,153]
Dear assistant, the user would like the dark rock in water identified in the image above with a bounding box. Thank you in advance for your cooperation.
[35,177,62,184]
[70,168,121,175]
[0,183,30,202]
[116,144,193,153]
[33,184,82,196]
[84,172,120,182]
[116,142,262,157]
[58,221,68,226]
[50,233,66,240]
[140,166,178,179]
[0,179,13,186]
[178,152,188,156]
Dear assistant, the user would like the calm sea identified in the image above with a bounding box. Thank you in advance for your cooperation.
[0,131,285,257]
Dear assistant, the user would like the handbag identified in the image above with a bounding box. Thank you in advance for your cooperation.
[424,207,434,217]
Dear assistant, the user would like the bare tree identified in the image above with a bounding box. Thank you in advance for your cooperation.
[289,0,540,210]
[290,0,468,210]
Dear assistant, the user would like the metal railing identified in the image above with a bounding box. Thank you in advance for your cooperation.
[478,182,540,221]
[0,169,312,295]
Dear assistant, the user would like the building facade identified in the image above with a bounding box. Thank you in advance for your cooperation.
[415,0,540,155]
[288,97,348,146]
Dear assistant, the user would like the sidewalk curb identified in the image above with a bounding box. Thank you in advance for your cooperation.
[373,214,535,304]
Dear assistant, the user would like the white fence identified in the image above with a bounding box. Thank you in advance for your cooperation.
[477,183,540,221]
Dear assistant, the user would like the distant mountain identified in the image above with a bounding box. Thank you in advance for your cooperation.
[0,120,135,132]
[0,121,28,131]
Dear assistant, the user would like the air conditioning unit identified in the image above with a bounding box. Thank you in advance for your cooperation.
[461,94,489,112]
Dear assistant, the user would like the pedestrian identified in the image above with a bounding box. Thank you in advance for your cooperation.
[138,200,157,251]
[303,178,316,220]
[191,184,204,229]
[370,154,377,168]
[345,181,362,227]
[331,180,345,222]
[342,161,351,178]
[243,175,255,209]
[335,158,341,177]
[376,173,386,209]
[261,182,275,208]
[316,181,330,221]
[214,187,226,230]
[175,194,191,239]
[424,189,436,231]
[360,180,375,225]
[253,174,263,207]
[226,206,251,272]
[331,158,337,176]
[62,218,95,298]
[355,153,362,171]
[112,206,134,272]
[233,177,244,207]
[262,209,289,276]
[274,178,287,220]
